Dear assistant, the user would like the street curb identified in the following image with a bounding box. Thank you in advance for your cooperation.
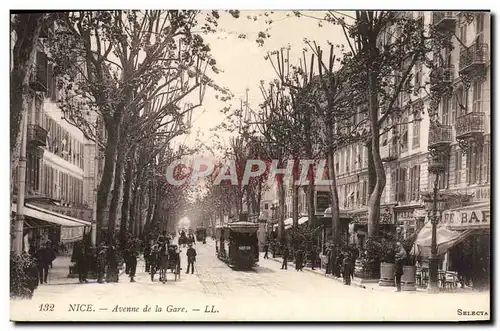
[268,257,369,289]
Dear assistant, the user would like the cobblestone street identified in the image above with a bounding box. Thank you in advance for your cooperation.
[10,238,490,321]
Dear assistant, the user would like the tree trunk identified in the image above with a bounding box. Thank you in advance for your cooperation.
[107,142,126,244]
[367,71,386,239]
[307,175,316,230]
[277,179,285,243]
[255,180,262,215]
[292,184,299,227]
[96,122,120,243]
[120,148,134,241]
[366,142,377,195]
[327,147,341,244]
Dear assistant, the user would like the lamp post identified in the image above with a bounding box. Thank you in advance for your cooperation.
[424,156,448,294]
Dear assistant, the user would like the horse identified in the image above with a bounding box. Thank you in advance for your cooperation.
[157,246,169,284]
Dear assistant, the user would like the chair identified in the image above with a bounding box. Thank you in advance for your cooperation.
[438,270,446,288]
[444,271,458,290]
[415,268,422,286]
[420,268,429,287]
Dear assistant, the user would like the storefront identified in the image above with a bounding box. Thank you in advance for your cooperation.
[393,205,426,239]
[11,202,91,252]
[415,202,490,290]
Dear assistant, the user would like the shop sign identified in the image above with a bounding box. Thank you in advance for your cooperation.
[441,209,490,229]
[396,210,414,222]
[35,204,92,222]
[337,174,359,186]
[413,209,427,218]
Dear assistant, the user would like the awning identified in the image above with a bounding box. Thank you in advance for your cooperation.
[323,207,350,219]
[12,203,91,228]
[412,221,475,258]
[298,217,308,225]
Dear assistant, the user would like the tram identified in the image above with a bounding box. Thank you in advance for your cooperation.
[196,226,207,242]
[216,221,259,269]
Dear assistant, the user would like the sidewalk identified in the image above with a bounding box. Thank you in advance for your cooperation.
[265,254,429,293]
[45,255,127,285]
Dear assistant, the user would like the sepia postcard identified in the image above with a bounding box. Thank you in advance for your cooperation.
[9,8,491,322]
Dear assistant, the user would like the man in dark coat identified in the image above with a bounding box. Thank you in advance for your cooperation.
[394,242,407,292]
[263,243,269,259]
[186,244,196,274]
[128,239,138,282]
[35,241,56,284]
[96,244,107,284]
[281,245,289,270]
[295,247,304,271]
[73,240,88,283]
[342,252,354,285]
[144,242,151,273]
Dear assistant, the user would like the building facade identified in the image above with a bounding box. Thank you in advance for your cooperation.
[11,27,96,250]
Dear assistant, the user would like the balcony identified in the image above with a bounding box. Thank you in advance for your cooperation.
[27,124,48,147]
[428,125,452,148]
[459,43,488,74]
[29,52,48,92]
[429,66,454,90]
[432,11,456,30]
[456,112,485,139]
[380,142,399,162]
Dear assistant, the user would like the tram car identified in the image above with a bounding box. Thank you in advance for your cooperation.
[216,221,259,269]
[196,226,207,242]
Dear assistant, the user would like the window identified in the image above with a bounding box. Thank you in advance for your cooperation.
[409,165,420,201]
[483,139,490,184]
[460,24,467,45]
[361,181,367,206]
[438,158,450,189]
[466,145,480,185]
[442,96,450,125]
[454,148,462,185]
[476,13,484,43]
[346,148,351,173]
[412,111,421,148]
[398,168,407,202]
[472,80,483,113]
[264,203,269,210]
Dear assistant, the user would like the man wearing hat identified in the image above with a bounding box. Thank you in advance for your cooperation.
[186,243,197,274]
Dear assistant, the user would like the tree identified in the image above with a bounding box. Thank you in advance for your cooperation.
[48,10,237,242]
[10,13,53,199]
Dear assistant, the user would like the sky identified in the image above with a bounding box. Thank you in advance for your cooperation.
[176,10,350,152]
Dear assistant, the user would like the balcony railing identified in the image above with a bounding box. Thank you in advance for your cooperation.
[380,142,399,162]
[27,124,48,147]
[430,66,454,86]
[432,11,456,29]
[428,125,452,148]
[456,112,485,138]
[29,52,48,92]
[459,43,488,73]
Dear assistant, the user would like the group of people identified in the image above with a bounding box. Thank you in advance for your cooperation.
[324,246,355,286]
[178,230,195,247]
[29,241,57,285]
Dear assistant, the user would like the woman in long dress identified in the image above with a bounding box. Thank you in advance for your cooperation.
[106,245,119,283]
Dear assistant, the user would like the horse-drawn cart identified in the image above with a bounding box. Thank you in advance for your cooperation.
[150,244,181,283]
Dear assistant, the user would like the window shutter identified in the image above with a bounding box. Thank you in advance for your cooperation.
[415,165,420,200]
[409,167,414,201]
[401,168,407,202]
[392,170,398,202]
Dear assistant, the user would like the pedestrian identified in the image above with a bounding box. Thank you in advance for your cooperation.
[128,239,138,282]
[394,242,407,292]
[271,241,276,258]
[106,244,119,283]
[263,243,269,259]
[309,246,316,270]
[186,244,196,274]
[335,250,343,278]
[343,252,354,285]
[281,245,289,270]
[35,242,55,284]
[74,240,89,283]
[295,247,304,271]
[144,242,151,273]
[97,243,107,284]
